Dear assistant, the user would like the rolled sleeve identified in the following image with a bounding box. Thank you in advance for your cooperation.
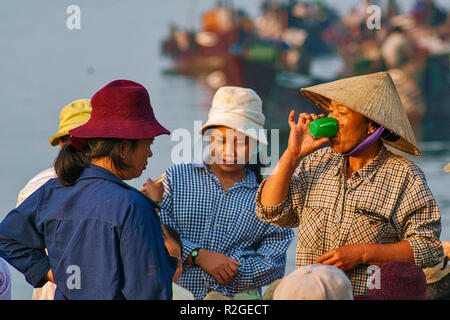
[255,175,305,228]
[26,255,51,288]
[0,189,50,288]
[396,181,444,268]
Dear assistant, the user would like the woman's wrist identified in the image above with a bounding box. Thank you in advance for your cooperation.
[283,149,303,167]
[360,244,368,264]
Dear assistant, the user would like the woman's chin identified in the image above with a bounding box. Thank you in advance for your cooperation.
[218,163,244,172]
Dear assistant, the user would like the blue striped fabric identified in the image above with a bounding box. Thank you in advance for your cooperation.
[160,162,294,299]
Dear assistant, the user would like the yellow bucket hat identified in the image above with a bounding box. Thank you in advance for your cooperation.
[49,99,92,146]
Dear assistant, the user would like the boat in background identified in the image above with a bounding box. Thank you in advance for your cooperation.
[161,4,241,82]
[161,0,449,144]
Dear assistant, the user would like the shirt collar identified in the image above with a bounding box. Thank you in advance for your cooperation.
[192,161,259,189]
[76,164,160,208]
[357,144,390,182]
[331,144,390,182]
[77,163,125,185]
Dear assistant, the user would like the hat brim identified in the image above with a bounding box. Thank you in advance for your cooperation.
[49,132,70,146]
[69,119,170,140]
[201,112,268,145]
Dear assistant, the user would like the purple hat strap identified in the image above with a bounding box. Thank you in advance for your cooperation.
[342,126,385,157]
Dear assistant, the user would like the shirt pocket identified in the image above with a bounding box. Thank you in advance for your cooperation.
[346,207,399,244]
[297,206,326,251]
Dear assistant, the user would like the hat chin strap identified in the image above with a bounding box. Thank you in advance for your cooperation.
[341,126,385,157]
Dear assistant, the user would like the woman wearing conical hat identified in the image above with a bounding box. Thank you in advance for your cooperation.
[255,72,449,298]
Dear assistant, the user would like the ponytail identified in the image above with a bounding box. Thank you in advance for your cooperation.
[54,138,139,186]
[54,142,88,186]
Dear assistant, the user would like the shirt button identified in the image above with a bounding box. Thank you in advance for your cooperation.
[216,224,221,228]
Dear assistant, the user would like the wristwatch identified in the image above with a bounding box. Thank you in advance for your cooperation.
[191,248,201,265]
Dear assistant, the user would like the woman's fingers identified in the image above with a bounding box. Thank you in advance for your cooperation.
[288,110,296,128]
[290,111,324,129]
[310,113,319,121]
[313,137,330,148]
[317,250,335,264]
[228,257,241,267]
[214,271,226,285]
[298,113,309,124]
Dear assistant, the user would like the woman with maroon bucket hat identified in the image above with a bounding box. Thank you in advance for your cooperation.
[0,80,177,299]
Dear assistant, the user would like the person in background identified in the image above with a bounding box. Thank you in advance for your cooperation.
[272,264,354,300]
[0,257,11,300]
[0,80,176,299]
[15,99,92,300]
[16,99,92,208]
[159,86,294,299]
[161,224,195,300]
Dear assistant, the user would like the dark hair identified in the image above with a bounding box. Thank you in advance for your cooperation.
[369,121,401,142]
[245,152,266,184]
[54,138,139,186]
[58,135,70,144]
[162,224,183,256]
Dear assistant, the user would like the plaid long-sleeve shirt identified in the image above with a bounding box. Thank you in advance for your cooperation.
[255,145,445,295]
[160,163,294,299]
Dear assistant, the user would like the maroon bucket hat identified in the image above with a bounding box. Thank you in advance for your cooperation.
[354,261,427,300]
[69,80,170,142]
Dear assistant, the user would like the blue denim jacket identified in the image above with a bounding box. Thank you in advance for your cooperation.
[0,164,176,299]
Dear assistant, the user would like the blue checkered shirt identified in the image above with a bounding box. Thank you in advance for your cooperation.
[160,163,294,299]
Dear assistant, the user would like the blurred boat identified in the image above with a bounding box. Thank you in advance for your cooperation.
[161,0,450,143]
[161,4,240,78]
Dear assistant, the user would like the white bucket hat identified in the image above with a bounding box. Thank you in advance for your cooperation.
[273,264,354,300]
[201,86,268,145]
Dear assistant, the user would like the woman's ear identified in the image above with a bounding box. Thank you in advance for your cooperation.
[367,121,378,135]
[120,140,129,160]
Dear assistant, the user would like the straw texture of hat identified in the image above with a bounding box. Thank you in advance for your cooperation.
[300,72,420,156]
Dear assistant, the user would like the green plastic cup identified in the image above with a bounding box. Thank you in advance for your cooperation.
[309,117,338,138]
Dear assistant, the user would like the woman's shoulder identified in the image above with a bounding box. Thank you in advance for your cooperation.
[382,149,426,180]
[297,146,339,173]
[165,163,203,180]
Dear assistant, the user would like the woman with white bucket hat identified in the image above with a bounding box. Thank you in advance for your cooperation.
[158,86,293,300]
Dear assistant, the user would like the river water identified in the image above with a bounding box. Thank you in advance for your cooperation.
[0,0,449,299]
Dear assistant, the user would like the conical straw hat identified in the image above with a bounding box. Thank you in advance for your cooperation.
[300,72,420,156]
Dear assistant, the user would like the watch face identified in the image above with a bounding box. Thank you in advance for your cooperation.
[192,250,198,257]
